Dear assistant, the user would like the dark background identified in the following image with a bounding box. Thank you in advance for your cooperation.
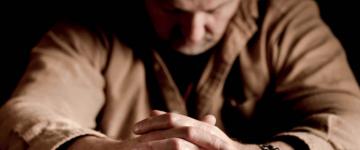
[1,1,359,105]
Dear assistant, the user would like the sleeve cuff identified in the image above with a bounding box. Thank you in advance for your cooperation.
[14,119,107,150]
[274,132,334,150]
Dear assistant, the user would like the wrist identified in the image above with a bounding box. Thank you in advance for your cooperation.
[231,140,262,150]
[259,141,295,150]
[258,143,280,150]
[231,140,295,150]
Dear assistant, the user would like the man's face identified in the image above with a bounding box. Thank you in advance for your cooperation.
[145,0,241,55]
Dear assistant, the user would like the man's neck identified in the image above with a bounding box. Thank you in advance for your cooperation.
[157,49,213,96]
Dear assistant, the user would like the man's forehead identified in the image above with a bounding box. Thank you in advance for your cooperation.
[157,0,232,10]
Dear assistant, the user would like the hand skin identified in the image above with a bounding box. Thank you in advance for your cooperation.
[67,110,294,150]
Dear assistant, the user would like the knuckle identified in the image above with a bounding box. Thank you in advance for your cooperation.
[213,138,222,149]
[169,138,183,149]
[141,142,154,150]
[213,137,226,150]
[183,126,196,140]
[165,113,177,127]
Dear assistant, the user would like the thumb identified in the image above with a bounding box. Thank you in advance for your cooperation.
[201,114,216,125]
[150,110,167,116]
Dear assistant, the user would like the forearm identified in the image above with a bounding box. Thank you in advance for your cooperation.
[0,100,106,150]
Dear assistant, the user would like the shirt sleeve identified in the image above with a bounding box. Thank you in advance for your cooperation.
[0,21,110,150]
[268,0,360,149]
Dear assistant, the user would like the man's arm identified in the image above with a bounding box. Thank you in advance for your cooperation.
[264,0,360,149]
[65,110,296,150]
[0,21,109,150]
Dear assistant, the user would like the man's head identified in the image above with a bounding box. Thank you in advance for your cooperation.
[145,0,241,55]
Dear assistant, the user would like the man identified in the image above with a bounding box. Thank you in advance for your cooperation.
[0,0,359,149]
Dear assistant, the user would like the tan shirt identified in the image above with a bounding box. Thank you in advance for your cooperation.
[1,0,360,149]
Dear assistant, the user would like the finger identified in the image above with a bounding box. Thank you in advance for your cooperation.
[138,126,227,150]
[134,112,203,134]
[200,114,216,125]
[139,138,200,150]
[151,110,167,116]
[133,110,169,134]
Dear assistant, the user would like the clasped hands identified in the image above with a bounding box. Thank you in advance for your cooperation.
[68,110,259,150]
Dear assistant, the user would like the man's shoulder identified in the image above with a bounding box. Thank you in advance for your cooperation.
[50,19,138,52]
[41,19,142,69]
[266,0,318,14]
[233,0,315,24]
[47,20,111,47]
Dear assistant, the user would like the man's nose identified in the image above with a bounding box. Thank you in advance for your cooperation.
[182,12,207,43]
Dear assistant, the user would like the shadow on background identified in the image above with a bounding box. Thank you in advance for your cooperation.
[1,1,359,106]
